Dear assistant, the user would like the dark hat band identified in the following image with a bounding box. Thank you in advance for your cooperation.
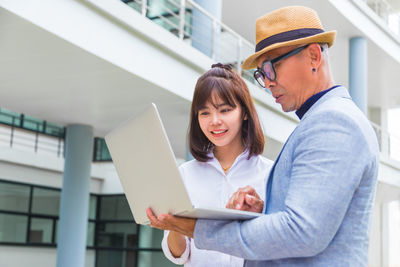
[255,28,324,52]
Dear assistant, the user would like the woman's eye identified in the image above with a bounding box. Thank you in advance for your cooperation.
[199,111,209,116]
[221,108,232,113]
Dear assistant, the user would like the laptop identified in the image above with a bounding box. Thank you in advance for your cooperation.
[105,103,263,225]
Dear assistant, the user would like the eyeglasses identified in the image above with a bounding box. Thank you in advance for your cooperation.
[253,45,309,88]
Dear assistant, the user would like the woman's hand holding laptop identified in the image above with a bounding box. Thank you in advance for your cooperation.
[146,185,263,239]
[146,208,196,238]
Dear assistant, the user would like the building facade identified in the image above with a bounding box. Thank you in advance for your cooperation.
[0,0,399,266]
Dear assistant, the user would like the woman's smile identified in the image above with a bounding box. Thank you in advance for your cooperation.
[210,129,228,137]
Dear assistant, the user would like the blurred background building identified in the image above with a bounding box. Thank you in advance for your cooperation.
[0,0,399,266]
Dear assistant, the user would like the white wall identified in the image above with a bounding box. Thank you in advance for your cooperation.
[91,162,123,194]
[0,246,95,267]
[369,200,381,267]
[387,200,400,266]
[368,182,400,266]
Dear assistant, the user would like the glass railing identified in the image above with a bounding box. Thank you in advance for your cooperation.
[121,0,259,88]
[358,0,400,37]
[0,108,65,138]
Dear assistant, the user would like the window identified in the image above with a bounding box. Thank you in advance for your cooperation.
[31,187,60,216]
[89,195,97,220]
[96,249,126,267]
[93,138,112,161]
[29,217,54,243]
[0,181,30,212]
[0,180,174,266]
[97,223,137,248]
[87,222,96,247]
[0,213,27,242]
[0,181,61,246]
[137,250,173,267]
[99,195,133,221]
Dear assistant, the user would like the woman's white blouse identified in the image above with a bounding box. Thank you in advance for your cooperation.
[161,150,273,267]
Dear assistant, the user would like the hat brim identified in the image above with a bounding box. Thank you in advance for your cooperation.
[242,31,337,70]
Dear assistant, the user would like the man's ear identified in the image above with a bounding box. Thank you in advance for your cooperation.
[309,43,322,70]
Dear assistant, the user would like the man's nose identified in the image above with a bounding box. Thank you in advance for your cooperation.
[264,78,276,89]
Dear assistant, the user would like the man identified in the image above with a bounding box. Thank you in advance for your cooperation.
[146,6,379,266]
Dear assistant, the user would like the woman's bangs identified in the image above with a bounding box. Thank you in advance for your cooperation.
[195,78,237,113]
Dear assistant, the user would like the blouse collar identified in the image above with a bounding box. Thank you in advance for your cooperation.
[206,149,250,175]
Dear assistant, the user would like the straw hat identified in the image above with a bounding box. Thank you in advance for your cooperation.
[242,6,336,70]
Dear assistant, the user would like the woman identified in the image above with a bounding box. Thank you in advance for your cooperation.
[158,64,272,266]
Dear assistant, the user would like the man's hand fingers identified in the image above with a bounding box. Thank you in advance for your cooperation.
[245,194,256,205]
[242,185,256,195]
[227,191,242,209]
[244,194,264,213]
[226,187,260,211]
[235,192,245,209]
[226,191,237,209]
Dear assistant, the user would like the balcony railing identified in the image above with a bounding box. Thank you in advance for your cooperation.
[122,0,258,87]
[0,124,64,158]
[358,0,400,37]
[0,109,111,161]
[123,0,400,87]
[0,109,65,158]
[370,121,400,162]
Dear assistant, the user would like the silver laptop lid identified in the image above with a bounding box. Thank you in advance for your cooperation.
[105,103,193,224]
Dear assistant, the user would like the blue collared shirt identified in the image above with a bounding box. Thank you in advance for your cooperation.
[295,85,341,119]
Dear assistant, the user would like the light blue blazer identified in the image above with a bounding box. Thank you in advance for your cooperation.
[194,86,379,266]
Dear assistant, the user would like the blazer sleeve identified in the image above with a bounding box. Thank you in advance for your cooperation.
[193,110,375,260]
[162,230,191,264]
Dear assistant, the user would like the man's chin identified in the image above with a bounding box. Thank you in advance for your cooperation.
[281,106,295,113]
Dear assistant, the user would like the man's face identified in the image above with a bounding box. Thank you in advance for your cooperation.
[256,45,311,112]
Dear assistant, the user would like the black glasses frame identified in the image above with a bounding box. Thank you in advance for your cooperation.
[253,44,310,88]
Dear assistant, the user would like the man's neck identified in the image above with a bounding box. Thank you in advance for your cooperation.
[311,73,335,96]
[314,66,335,94]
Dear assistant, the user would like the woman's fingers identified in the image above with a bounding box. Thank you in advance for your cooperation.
[145,208,196,238]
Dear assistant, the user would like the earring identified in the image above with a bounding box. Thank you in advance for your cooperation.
[312,68,316,72]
